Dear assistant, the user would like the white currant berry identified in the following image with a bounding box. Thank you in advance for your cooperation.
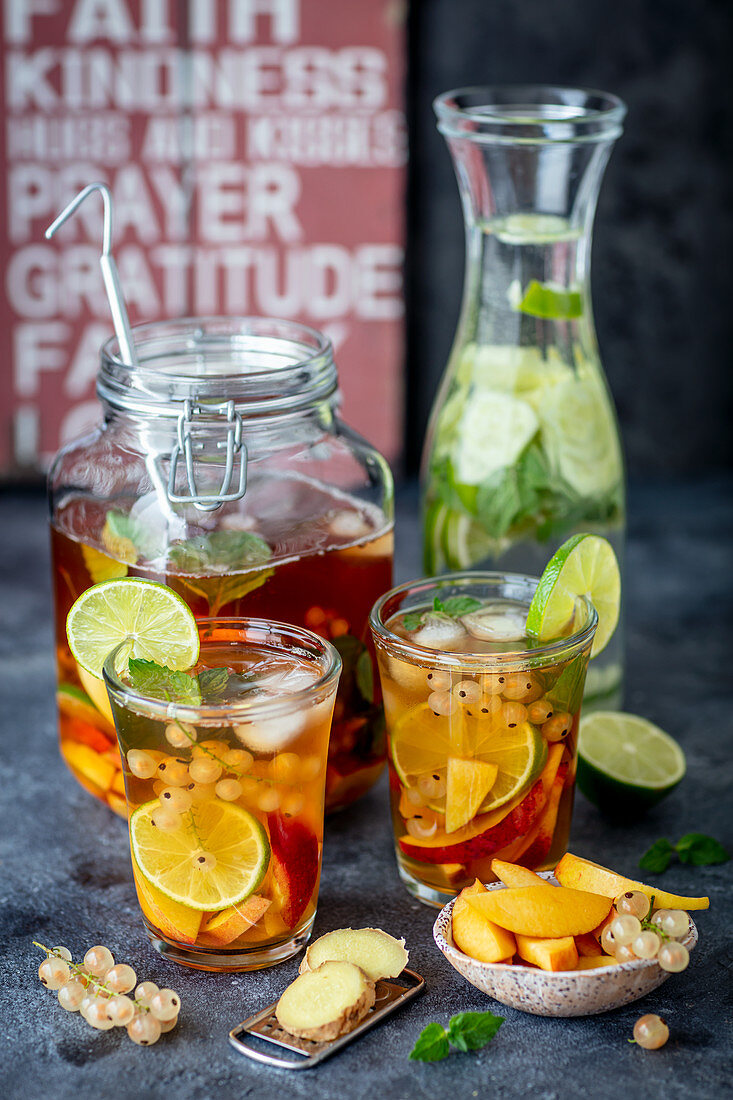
[39,957,70,989]
[159,786,193,813]
[107,995,136,1026]
[610,914,642,945]
[52,946,73,962]
[633,1013,669,1049]
[105,963,137,994]
[600,925,616,955]
[135,981,159,1005]
[257,786,280,812]
[427,690,456,716]
[165,721,197,748]
[614,943,637,963]
[658,941,689,973]
[188,756,222,784]
[632,931,661,959]
[86,999,116,1030]
[417,771,447,800]
[156,758,189,786]
[652,909,690,939]
[127,749,158,779]
[426,669,451,691]
[215,778,243,801]
[84,945,115,977]
[151,805,182,832]
[159,1014,179,1033]
[452,679,481,704]
[222,748,253,770]
[127,1013,162,1046]
[149,989,181,1022]
[57,979,85,1011]
[406,815,438,839]
[615,890,650,920]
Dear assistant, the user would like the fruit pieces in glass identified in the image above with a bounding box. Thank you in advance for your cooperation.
[104,620,340,971]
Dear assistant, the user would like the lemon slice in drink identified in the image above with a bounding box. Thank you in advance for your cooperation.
[130,800,270,911]
[391,703,545,818]
[66,577,200,677]
[526,533,620,657]
[577,712,686,819]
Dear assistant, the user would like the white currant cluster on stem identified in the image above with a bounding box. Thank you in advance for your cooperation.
[34,941,181,1045]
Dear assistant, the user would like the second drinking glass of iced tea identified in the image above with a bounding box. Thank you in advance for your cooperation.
[370,573,597,907]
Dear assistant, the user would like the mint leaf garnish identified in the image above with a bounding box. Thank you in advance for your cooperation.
[639,839,674,874]
[433,596,445,613]
[640,834,729,873]
[446,1010,504,1052]
[355,649,374,703]
[168,530,274,615]
[440,596,482,617]
[409,1011,504,1062]
[402,612,425,632]
[198,667,230,699]
[128,658,201,704]
[675,833,729,867]
[409,1022,450,1062]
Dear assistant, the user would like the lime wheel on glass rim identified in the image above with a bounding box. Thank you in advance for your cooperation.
[66,576,200,678]
[526,532,621,656]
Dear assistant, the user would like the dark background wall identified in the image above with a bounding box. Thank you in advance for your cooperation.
[404,0,733,479]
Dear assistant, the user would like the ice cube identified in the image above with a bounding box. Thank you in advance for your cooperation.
[234,709,306,752]
[462,603,527,642]
[409,614,466,651]
[253,666,320,695]
[328,509,372,541]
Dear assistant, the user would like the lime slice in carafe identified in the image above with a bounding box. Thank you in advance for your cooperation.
[526,533,620,657]
[66,577,200,677]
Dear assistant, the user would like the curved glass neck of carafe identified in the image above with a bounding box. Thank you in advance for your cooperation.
[446,135,616,361]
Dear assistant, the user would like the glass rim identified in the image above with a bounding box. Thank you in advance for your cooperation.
[98,316,338,418]
[102,615,342,722]
[434,84,626,144]
[369,571,598,670]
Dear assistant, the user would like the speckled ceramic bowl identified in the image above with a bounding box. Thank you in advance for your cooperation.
[433,872,698,1016]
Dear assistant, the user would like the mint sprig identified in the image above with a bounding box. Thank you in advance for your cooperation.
[409,1011,503,1062]
[128,658,201,704]
[639,834,729,874]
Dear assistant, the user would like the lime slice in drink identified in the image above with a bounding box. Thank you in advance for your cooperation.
[391,703,546,820]
[537,376,622,498]
[66,577,200,678]
[577,712,686,819]
[526,533,620,657]
[130,800,270,911]
[517,280,583,320]
[454,391,538,486]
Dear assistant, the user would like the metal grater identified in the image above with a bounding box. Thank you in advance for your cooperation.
[228,967,425,1070]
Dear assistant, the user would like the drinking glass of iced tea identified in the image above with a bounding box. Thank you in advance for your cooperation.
[370,573,597,908]
[103,617,341,971]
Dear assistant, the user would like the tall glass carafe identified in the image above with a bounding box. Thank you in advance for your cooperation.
[422,87,626,707]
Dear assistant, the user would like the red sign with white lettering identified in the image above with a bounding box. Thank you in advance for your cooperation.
[0,0,406,474]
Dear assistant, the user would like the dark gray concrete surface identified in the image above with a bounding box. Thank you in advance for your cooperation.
[0,480,731,1099]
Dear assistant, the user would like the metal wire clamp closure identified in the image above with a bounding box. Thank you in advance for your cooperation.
[166,399,248,512]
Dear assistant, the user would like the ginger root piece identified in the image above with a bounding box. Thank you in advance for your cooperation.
[276,961,375,1041]
[299,927,408,982]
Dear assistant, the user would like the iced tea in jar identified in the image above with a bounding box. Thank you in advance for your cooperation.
[49,318,393,815]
